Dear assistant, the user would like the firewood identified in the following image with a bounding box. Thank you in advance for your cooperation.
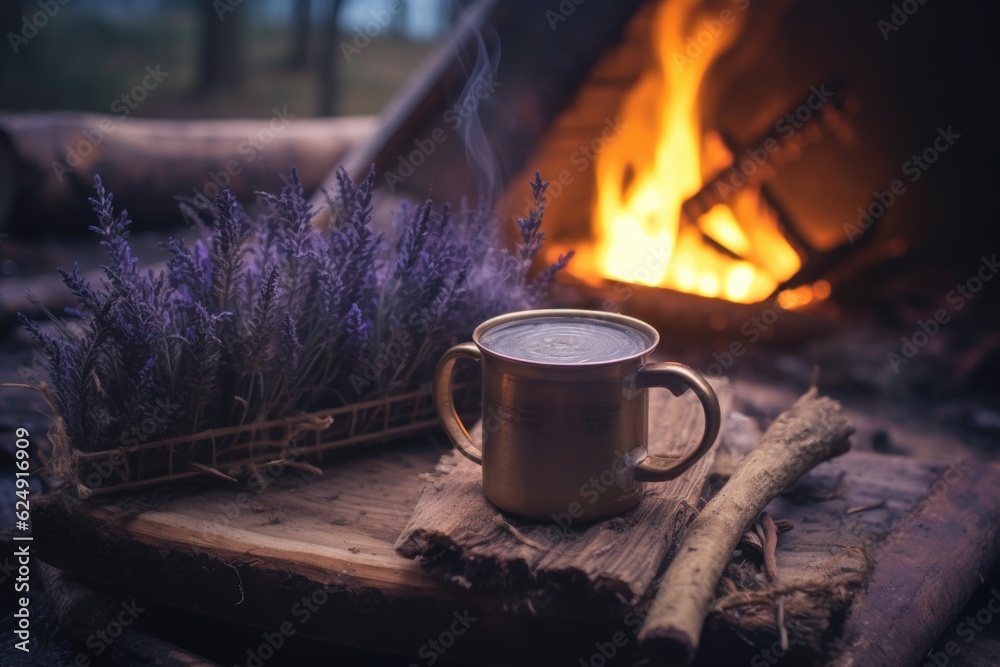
[638,386,854,665]
[834,460,1000,667]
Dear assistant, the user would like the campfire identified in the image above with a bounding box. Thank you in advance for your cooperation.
[537,0,850,313]
[2,1,994,666]
[556,0,800,303]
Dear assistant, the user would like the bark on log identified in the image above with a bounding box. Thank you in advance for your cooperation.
[834,460,1000,667]
[0,112,377,234]
[638,387,854,665]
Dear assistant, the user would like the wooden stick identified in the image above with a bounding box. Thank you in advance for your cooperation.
[638,387,854,665]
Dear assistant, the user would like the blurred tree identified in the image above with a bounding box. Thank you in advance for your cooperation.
[317,0,344,115]
[197,0,244,92]
[288,0,312,70]
[389,0,407,35]
[1,0,23,92]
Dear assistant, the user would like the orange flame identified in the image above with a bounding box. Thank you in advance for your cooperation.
[561,0,808,305]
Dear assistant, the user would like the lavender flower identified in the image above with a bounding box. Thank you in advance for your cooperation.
[517,171,549,263]
[21,168,572,479]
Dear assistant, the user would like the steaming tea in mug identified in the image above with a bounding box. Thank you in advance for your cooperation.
[477,316,651,363]
[434,309,721,521]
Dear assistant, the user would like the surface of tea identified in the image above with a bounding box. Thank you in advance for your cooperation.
[479,316,651,363]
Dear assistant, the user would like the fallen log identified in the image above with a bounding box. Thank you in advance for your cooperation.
[834,460,1000,667]
[38,562,222,666]
[0,112,377,234]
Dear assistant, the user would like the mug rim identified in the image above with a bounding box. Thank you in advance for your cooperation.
[472,308,660,368]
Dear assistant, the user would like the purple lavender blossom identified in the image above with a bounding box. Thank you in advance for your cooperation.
[20,168,572,469]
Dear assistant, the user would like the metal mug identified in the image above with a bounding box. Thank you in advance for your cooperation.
[434,309,721,521]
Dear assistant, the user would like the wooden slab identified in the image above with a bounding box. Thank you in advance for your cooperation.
[393,380,734,614]
[30,407,1000,666]
[34,443,564,666]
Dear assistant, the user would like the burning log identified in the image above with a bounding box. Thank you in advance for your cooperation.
[681,80,856,225]
[638,385,854,665]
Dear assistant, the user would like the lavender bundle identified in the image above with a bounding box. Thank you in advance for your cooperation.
[21,167,572,480]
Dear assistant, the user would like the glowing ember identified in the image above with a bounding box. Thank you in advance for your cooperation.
[559,0,813,306]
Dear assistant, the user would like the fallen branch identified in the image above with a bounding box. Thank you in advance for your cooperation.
[638,387,854,665]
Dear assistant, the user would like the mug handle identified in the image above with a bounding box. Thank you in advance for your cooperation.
[633,362,721,482]
[434,342,484,464]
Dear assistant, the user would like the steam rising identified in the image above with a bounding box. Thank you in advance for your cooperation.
[452,21,504,207]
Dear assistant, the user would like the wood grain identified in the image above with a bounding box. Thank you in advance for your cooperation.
[28,399,999,666]
[394,380,733,614]
[835,460,1000,667]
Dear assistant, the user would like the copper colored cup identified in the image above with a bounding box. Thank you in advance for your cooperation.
[434,309,721,521]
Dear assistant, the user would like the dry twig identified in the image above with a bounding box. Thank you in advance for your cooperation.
[638,387,854,665]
